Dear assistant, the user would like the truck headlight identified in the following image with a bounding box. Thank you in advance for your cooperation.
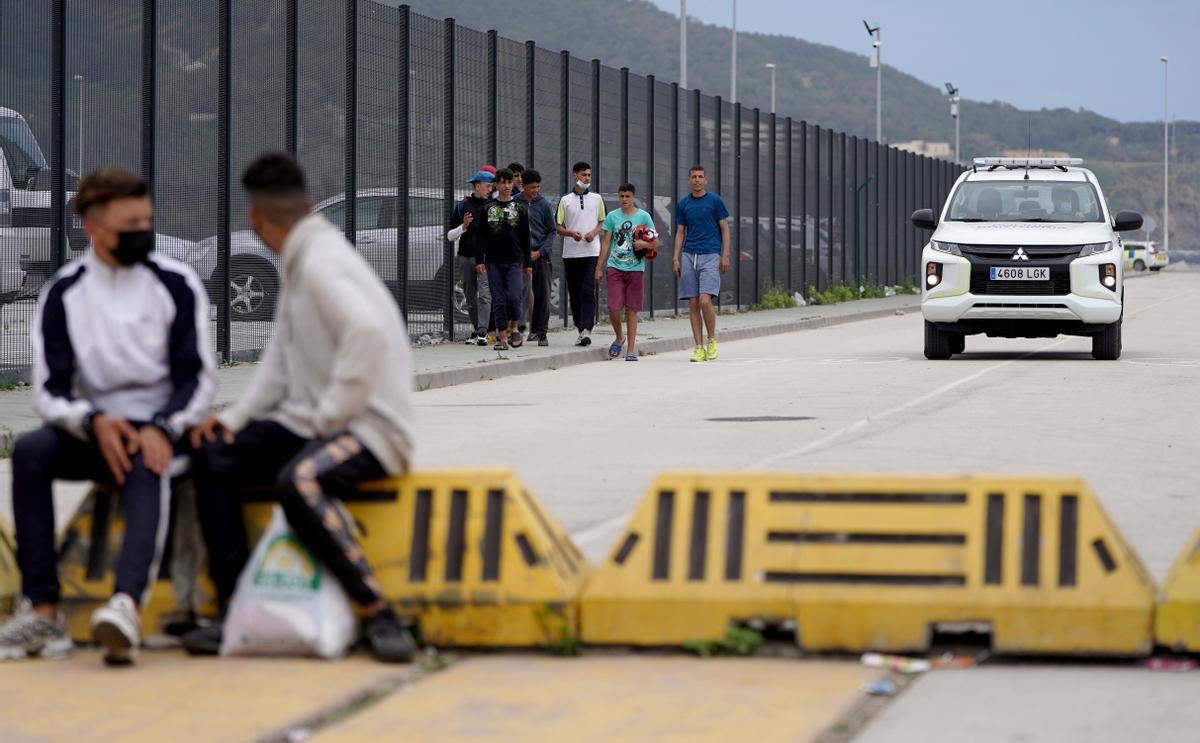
[931,241,962,256]
[1079,242,1113,257]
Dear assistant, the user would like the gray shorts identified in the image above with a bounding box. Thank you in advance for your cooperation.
[678,252,720,299]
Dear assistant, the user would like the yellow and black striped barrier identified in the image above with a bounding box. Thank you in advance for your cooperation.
[580,472,1156,655]
[0,515,16,616]
[50,469,587,647]
[1155,528,1200,651]
[6,469,1197,656]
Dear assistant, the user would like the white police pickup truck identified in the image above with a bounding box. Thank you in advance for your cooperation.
[913,157,1143,361]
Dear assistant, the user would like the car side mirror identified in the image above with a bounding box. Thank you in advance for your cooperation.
[1113,211,1143,232]
[911,208,937,231]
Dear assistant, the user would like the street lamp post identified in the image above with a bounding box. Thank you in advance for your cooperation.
[73,74,84,177]
[679,0,687,89]
[730,0,737,103]
[945,82,960,164]
[863,21,881,142]
[765,63,776,114]
[1160,56,1168,251]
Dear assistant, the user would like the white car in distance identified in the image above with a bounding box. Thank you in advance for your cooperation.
[915,157,1143,361]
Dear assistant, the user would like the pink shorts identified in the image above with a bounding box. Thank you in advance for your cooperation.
[605,266,644,311]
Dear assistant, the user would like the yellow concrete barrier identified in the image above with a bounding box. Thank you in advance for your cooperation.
[581,472,1155,655]
[0,515,17,615]
[1154,528,1200,651]
[56,469,587,647]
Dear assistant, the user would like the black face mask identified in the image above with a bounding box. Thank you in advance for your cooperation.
[113,229,154,266]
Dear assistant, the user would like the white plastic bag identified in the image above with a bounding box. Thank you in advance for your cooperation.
[220,506,357,659]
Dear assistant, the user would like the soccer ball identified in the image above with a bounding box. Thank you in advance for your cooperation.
[633,225,659,260]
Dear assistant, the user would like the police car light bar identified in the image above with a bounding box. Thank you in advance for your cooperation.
[973,157,1083,169]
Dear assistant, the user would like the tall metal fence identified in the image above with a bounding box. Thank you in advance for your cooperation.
[0,0,962,373]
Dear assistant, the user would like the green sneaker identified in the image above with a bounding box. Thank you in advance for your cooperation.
[690,346,707,363]
[705,338,718,360]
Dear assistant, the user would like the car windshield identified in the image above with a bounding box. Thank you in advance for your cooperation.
[946,181,1103,223]
[0,115,47,187]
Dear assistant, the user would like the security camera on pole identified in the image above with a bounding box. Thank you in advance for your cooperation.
[945,82,960,164]
[864,20,881,143]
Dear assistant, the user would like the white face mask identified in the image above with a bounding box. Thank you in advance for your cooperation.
[575,180,590,192]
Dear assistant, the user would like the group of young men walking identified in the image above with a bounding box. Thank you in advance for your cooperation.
[450,161,731,362]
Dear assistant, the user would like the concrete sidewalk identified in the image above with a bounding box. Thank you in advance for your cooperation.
[0,293,918,438]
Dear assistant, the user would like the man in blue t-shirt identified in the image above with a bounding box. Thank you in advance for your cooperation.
[673,165,730,362]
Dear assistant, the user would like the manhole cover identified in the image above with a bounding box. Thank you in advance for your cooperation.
[705,416,815,422]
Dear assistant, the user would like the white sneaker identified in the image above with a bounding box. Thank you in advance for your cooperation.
[91,593,140,665]
[0,599,73,661]
[579,329,592,347]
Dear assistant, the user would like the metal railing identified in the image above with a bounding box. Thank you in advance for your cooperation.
[0,0,962,373]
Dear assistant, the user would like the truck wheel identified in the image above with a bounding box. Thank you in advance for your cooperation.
[1091,319,1121,360]
[950,333,965,355]
[924,321,953,360]
[1133,260,1146,271]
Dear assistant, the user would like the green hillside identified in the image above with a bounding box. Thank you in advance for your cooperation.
[400,0,1199,251]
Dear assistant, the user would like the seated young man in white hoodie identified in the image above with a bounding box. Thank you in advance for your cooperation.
[184,153,417,662]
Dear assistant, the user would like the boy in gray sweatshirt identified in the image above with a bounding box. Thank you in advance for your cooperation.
[184,153,417,663]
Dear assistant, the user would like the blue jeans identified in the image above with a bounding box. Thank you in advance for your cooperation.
[487,261,525,330]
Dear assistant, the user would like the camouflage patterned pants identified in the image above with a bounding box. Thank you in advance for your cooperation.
[195,420,388,608]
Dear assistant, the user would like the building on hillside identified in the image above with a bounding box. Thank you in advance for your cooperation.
[894,140,952,158]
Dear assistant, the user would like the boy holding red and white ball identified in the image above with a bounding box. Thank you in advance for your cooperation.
[595,184,660,361]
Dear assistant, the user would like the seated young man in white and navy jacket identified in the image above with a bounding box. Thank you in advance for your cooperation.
[0,168,215,665]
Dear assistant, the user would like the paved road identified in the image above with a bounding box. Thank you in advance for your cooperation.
[417,271,1200,579]
[412,270,1200,742]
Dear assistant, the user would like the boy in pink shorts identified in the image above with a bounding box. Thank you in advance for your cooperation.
[595,184,660,360]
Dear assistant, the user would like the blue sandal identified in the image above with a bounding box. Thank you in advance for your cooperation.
[608,339,624,359]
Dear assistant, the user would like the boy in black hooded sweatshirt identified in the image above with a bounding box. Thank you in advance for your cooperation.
[477,168,532,350]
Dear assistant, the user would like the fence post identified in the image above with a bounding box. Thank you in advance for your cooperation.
[849,135,857,290]
[692,88,701,166]
[752,107,760,303]
[827,130,835,289]
[620,67,629,184]
[714,96,722,194]
[559,50,569,325]
[646,75,655,318]
[51,0,65,273]
[671,82,679,315]
[442,18,455,338]
[345,0,357,243]
[217,0,231,361]
[733,102,741,309]
[769,112,776,289]
[591,58,600,192]
[873,143,883,288]
[799,120,807,293]
[785,117,792,295]
[396,4,410,317]
[285,0,298,155]
[141,0,155,187]
[714,95,721,311]
[487,30,497,165]
[813,125,821,293]
[525,41,534,166]
[888,147,897,286]
[840,133,848,287]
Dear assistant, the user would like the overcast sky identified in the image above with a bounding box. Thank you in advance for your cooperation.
[649,0,1197,123]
